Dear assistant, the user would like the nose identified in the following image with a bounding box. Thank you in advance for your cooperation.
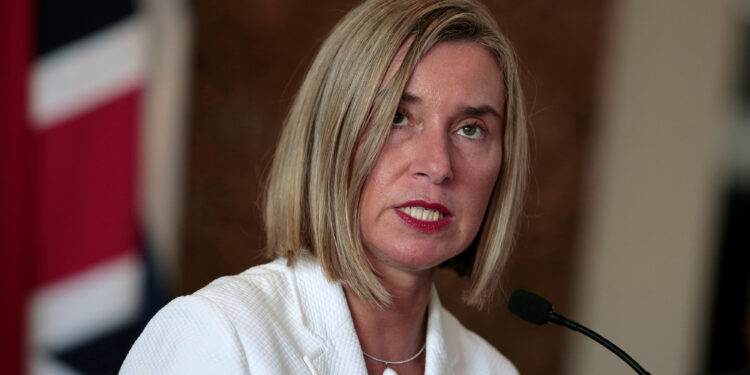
[411,127,453,184]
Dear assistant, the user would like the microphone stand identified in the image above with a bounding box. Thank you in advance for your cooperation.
[549,312,651,375]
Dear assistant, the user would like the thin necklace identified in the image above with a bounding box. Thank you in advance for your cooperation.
[363,343,426,375]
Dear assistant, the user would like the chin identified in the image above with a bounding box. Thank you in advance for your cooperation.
[372,241,462,273]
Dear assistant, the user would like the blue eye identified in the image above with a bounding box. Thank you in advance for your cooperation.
[393,112,408,127]
[457,124,483,139]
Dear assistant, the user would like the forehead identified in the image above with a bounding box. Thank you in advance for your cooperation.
[382,38,504,103]
[406,41,504,102]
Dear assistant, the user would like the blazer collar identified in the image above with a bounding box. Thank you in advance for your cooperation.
[289,254,459,375]
[424,286,459,375]
[291,254,367,374]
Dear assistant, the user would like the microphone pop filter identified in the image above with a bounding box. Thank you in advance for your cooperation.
[508,289,552,325]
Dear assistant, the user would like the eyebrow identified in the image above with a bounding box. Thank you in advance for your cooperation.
[460,105,503,120]
[400,91,503,120]
[401,91,421,104]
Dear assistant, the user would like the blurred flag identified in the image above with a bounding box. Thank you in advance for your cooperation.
[0,0,190,374]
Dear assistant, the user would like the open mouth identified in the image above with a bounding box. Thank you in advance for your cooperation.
[397,206,444,222]
[394,200,452,233]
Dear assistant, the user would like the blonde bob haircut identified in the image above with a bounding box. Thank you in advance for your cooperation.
[264,0,528,308]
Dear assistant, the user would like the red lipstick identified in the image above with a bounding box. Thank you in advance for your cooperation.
[395,200,452,233]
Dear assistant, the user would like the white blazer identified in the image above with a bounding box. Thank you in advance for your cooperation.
[120,255,518,374]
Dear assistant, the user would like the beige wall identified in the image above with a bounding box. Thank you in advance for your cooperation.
[565,1,739,374]
[140,0,192,286]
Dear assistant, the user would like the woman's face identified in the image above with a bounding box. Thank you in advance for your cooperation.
[359,41,505,275]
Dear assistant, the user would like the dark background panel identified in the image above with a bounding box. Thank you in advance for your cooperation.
[705,188,750,373]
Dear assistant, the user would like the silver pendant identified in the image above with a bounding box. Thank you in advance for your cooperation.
[383,367,397,375]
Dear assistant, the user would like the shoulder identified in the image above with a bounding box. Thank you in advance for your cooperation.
[194,258,297,319]
[120,294,250,374]
[121,259,314,374]
[441,308,519,375]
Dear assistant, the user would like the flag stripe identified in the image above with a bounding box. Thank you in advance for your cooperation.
[36,0,135,57]
[34,89,141,286]
[0,0,33,373]
[31,17,145,128]
[31,252,144,351]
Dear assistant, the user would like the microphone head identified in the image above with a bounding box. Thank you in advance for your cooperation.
[508,289,553,325]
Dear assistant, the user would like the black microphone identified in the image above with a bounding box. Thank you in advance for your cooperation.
[508,289,651,375]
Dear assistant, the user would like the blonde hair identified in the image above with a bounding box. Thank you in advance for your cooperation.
[263,0,528,308]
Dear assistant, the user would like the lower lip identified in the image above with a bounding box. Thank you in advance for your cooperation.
[394,209,452,233]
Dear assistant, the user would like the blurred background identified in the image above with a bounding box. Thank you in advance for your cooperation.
[1,0,748,374]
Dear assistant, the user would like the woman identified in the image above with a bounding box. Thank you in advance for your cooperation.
[121,0,527,374]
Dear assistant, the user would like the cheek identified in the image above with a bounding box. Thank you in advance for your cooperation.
[360,141,405,197]
[359,178,379,229]
[358,182,381,252]
[463,159,502,221]
[358,149,396,223]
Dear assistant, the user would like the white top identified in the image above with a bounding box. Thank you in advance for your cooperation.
[120,255,518,374]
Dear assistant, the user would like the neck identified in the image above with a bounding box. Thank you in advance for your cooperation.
[344,267,434,374]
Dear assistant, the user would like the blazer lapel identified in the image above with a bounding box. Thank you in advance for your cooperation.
[290,256,461,374]
[291,255,368,375]
[425,286,459,375]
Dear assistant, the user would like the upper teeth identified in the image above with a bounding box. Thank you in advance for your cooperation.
[399,206,443,222]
